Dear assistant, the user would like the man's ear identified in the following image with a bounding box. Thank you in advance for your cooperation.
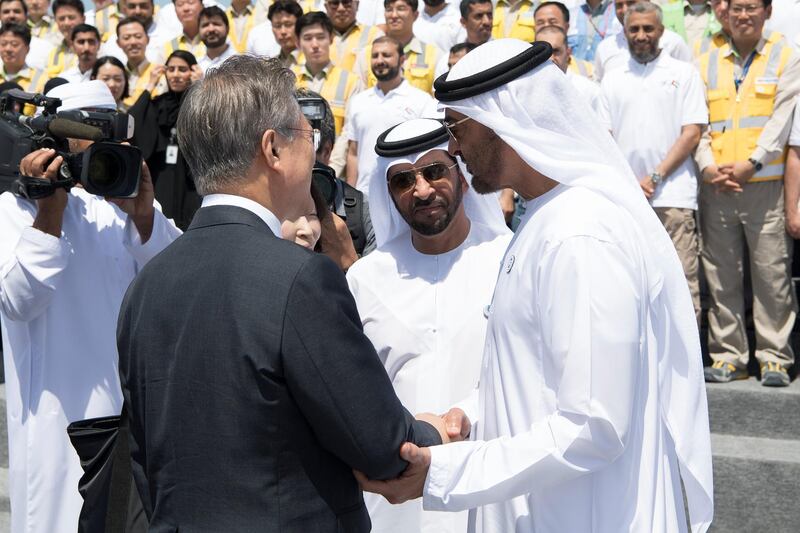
[261,129,280,171]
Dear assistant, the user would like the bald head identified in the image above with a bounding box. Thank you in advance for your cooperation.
[535,26,570,72]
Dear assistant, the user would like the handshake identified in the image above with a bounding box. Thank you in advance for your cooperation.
[354,407,470,504]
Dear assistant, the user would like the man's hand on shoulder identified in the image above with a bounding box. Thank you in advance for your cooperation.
[354,442,431,504]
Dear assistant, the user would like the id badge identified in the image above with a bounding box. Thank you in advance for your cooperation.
[165,145,178,165]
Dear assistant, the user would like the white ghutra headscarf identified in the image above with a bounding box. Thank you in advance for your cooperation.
[436,39,713,533]
[369,118,510,248]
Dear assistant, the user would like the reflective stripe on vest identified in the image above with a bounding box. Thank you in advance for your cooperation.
[702,39,790,181]
[28,68,46,93]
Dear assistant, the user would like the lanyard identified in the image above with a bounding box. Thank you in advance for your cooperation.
[734,50,757,92]
[583,1,613,40]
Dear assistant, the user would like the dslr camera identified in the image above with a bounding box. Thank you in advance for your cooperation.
[297,95,338,208]
[0,88,142,199]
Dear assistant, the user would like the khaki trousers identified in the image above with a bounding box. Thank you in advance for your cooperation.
[655,207,701,324]
[699,180,797,369]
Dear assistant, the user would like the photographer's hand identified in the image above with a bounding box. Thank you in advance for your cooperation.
[317,212,358,272]
[107,161,155,244]
[20,149,67,237]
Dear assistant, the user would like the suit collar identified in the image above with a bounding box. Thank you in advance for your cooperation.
[187,205,277,236]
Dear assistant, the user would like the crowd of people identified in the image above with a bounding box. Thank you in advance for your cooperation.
[0,0,799,530]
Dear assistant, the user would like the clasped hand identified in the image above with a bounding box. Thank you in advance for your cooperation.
[353,408,470,505]
[704,161,756,193]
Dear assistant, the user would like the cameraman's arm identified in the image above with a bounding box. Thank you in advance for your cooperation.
[0,151,71,321]
[115,164,182,268]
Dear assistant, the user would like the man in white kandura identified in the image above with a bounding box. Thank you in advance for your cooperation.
[357,38,714,533]
[347,118,511,532]
[0,81,181,532]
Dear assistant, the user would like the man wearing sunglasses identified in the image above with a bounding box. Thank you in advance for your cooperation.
[347,118,511,533]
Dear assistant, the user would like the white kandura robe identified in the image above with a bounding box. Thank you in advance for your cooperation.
[0,188,181,533]
[347,221,511,533]
[423,185,690,532]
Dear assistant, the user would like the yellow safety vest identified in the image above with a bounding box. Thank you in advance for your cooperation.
[28,17,58,41]
[226,6,258,54]
[698,38,793,182]
[163,35,207,61]
[693,30,783,59]
[300,0,320,13]
[568,56,594,79]
[94,3,120,43]
[364,40,440,94]
[4,66,48,93]
[46,45,77,78]
[331,23,381,73]
[292,64,359,135]
[492,0,536,41]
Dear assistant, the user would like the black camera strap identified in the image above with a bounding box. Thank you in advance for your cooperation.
[12,174,74,200]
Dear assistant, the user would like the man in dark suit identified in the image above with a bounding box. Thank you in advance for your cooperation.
[116,55,446,532]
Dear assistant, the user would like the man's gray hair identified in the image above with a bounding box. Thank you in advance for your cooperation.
[177,55,301,195]
[624,1,663,26]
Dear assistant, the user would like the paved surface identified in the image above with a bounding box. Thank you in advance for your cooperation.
[0,379,798,531]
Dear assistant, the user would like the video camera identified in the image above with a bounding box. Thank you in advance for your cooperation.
[0,89,142,199]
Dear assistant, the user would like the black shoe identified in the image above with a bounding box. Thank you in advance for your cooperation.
[760,362,790,387]
[704,361,748,383]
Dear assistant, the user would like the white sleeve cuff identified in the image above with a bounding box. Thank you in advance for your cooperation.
[123,211,181,268]
[422,440,480,512]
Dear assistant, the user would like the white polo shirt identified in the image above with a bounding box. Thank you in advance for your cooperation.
[344,80,440,195]
[597,51,708,210]
[593,28,692,81]
[198,43,238,73]
[790,96,800,147]
[413,1,464,55]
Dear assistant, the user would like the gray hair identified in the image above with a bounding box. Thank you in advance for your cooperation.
[177,55,301,195]
[623,1,663,26]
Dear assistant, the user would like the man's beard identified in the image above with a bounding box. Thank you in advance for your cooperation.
[395,177,463,236]
[204,34,226,49]
[373,64,400,82]
[423,0,446,6]
[631,44,660,64]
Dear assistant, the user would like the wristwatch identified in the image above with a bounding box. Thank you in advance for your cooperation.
[650,172,663,186]
[748,158,763,172]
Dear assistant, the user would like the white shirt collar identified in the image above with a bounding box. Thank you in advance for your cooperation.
[201,193,282,236]
[373,79,411,97]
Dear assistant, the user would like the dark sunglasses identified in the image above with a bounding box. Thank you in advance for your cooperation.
[387,161,458,195]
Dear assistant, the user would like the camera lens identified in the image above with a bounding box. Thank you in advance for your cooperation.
[86,148,122,193]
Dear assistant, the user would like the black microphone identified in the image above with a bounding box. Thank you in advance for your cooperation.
[19,115,104,142]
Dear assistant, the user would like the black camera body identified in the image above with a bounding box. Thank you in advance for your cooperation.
[0,89,142,199]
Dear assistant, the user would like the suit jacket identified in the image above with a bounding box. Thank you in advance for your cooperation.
[116,205,442,532]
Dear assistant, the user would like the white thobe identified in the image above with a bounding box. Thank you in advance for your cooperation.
[423,185,689,532]
[347,221,511,533]
[0,189,181,533]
